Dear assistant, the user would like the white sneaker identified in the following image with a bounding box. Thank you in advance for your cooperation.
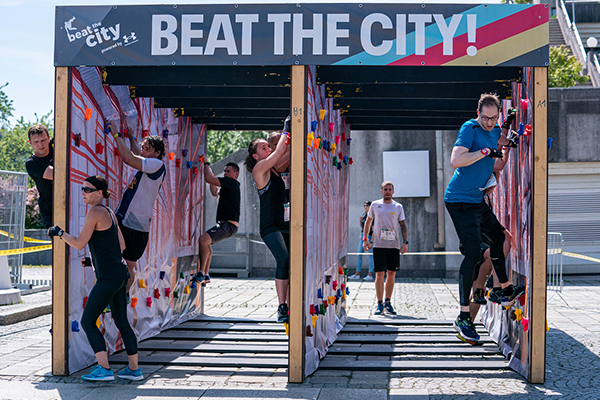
[348,274,360,280]
[363,275,374,281]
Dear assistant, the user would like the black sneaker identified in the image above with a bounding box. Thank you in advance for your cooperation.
[488,288,502,304]
[277,304,289,323]
[471,289,487,305]
[454,316,480,342]
[485,275,494,289]
[191,271,204,283]
[374,302,384,315]
[501,284,526,307]
[384,301,397,315]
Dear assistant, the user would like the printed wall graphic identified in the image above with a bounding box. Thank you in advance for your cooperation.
[55,4,548,67]
[304,66,351,376]
[68,67,206,373]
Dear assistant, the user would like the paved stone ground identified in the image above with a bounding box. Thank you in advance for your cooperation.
[0,273,599,399]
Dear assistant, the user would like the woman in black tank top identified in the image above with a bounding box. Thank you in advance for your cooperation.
[245,132,291,323]
[47,176,142,382]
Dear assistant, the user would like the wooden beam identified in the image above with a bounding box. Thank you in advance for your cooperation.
[52,67,70,376]
[317,66,522,85]
[529,66,548,384]
[340,109,474,118]
[288,65,307,384]
[333,98,475,112]
[175,108,289,118]
[193,123,283,131]
[325,82,511,99]
[103,66,291,87]
[131,85,290,99]
[156,98,289,109]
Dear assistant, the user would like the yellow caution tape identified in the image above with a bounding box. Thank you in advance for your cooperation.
[0,244,52,256]
[0,229,51,244]
[563,252,600,264]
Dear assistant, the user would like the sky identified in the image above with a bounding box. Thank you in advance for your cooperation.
[0,0,499,126]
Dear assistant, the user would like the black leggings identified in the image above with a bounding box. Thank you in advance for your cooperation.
[81,278,138,355]
[262,230,290,280]
[445,201,509,307]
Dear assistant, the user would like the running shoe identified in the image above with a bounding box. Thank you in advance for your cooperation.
[453,316,480,342]
[191,271,205,283]
[501,284,526,307]
[277,303,289,323]
[471,289,487,305]
[82,365,114,382]
[348,274,361,280]
[363,275,374,281]
[374,302,384,315]
[485,275,494,289]
[204,274,212,285]
[384,301,397,315]
[488,288,502,305]
[117,366,144,381]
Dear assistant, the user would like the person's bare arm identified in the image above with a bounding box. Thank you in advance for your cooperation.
[109,121,144,170]
[42,166,54,181]
[253,134,289,188]
[450,146,490,169]
[59,208,101,250]
[274,143,291,172]
[399,220,408,254]
[362,216,373,250]
[203,163,221,186]
[129,129,141,156]
[210,184,219,198]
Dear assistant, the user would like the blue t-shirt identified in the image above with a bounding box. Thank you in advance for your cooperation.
[444,119,501,204]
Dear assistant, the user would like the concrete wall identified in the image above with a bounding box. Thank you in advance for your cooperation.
[548,87,600,163]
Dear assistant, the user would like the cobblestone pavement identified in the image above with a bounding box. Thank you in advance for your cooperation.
[0,274,599,399]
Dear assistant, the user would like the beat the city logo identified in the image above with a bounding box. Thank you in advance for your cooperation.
[64,16,138,54]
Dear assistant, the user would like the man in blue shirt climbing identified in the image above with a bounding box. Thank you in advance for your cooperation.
[444,93,524,345]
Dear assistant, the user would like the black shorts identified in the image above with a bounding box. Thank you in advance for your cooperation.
[373,248,400,272]
[459,242,490,267]
[207,221,238,245]
[119,222,149,262]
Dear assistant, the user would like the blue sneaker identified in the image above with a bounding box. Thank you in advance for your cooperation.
[384,301,397,315]
[82,365,114,381]
[191,271,204,283]
[374,302,384,315]
[117,366,144,381]
[453,316,480,342]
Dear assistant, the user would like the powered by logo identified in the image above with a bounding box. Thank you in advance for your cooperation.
[64,16,121,48]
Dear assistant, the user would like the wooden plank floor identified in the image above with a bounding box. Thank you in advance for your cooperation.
[110,317,508,372]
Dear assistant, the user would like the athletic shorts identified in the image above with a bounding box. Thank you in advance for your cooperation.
[373,247,400,272]
[207,221,238,245]
[119,222,149,262]
[459,242,490,267]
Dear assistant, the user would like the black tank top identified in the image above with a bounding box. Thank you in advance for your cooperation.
[88,205,128,281]
[258,169,288,237]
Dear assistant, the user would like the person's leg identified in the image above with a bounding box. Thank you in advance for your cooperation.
[125,259,136,292]
[470,250,492,320]
[263,231,290,313]
[81,281,114,369]
[375,271,385,301]
[353,238,364,276]
[110,279,139,369]
[384,270,396,299]
[199,232,213,275]
[480,206,510,287]
[366,235,375,278]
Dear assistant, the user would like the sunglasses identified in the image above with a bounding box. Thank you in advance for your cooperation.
[81,186,100,194]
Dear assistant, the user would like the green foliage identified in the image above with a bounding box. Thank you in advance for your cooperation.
[25,187,45,229]
[549,45,590,88]
[0,83,14,129]
[0,113,54,174]
[206,130,268,164]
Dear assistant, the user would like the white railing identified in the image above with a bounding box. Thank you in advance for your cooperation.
[587,52,600,87]
[547,232,564,293]
[557,0,588,66]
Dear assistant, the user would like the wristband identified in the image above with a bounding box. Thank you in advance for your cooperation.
[130,136,136,141]
[403,240,409,245]
[480,148,490,156]
[113,132,120,139]
[362,237,368,242]
[204,162,210,166]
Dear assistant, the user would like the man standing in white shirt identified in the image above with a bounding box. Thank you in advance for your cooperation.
[362,181,408,315]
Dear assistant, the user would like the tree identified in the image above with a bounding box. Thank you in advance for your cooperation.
[0,113,53,174]
[206,130,268,164]
[0,83,14,129]
[549,45,590,88]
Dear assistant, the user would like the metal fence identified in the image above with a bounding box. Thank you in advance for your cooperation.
[547,232,564,293]
[209,233,251,278]
[0,170,28,284]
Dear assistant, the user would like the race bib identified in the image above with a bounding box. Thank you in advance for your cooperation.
[380,229,395,241]
[281,172,290,190]
[284,202,290,222]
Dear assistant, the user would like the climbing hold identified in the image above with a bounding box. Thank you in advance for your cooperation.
[337,163,342,170]
[330,124,336,133]
[168,152,175,161]
[320,303,326,314]
[325,275,332,284]
[84,108,93,121]
[518,293,526,305]
[154,288,160,299]
[546,319,549,332]
[175,158,181,168]
[306,325,313,337]
[174,290,179,299]
[284,322,290,336]
[162,129,169,138]
[184,285,190,294]
[548,137,553,150]
[514,308,523,322]
[341,131,346,141]
[311,121,318,132]
[522,317,529,331]
[332,280,338,290]
[310,304,316,315]
[323,300,328,310]
[142,130,149,138]
[180,272,185,279]
[192,167,198,174]
[328,295,336,305]
[165,288,171,298]
[344,156,348,165]
[83,296,88,309]
[95,143,104,155]
[333,157,338,167]
[182,149,188,157]
[159,271,166,280]
[320,110,326,120]
[339,266,344,275]
[346,138,352,146]
[307,132,314,147]
[74,133,82,147]
[138,279,145,288]
[341,283,346,291]
[186,161,193,168]
[312,315,318,328]
[344,267,349,275]
[346,287,350,295]
[104,123,111,135]
[96,318,101,329]
[146,297,152,307]
[520,99,529,112]
[199,155,205,163]
[523,124,532,136]
[191,280,197,289]
[349,157,353,165]
[71,320,80,332]
[317,288,323,299]
[131,297,138,308]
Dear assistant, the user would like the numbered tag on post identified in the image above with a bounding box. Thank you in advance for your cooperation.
[281,172,290,190]
[284,203,290,222]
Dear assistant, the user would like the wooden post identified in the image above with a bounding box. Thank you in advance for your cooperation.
[52,67,71,375]
[288,65,307,383]
[529,66,548,384]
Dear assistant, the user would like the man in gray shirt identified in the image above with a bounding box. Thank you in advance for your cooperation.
[362,181,409,315]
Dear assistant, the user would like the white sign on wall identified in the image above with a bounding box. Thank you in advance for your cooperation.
[382,150,430,198]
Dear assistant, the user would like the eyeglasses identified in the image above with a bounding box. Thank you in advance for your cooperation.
[480,115,499,122]
[81,187,100,194]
